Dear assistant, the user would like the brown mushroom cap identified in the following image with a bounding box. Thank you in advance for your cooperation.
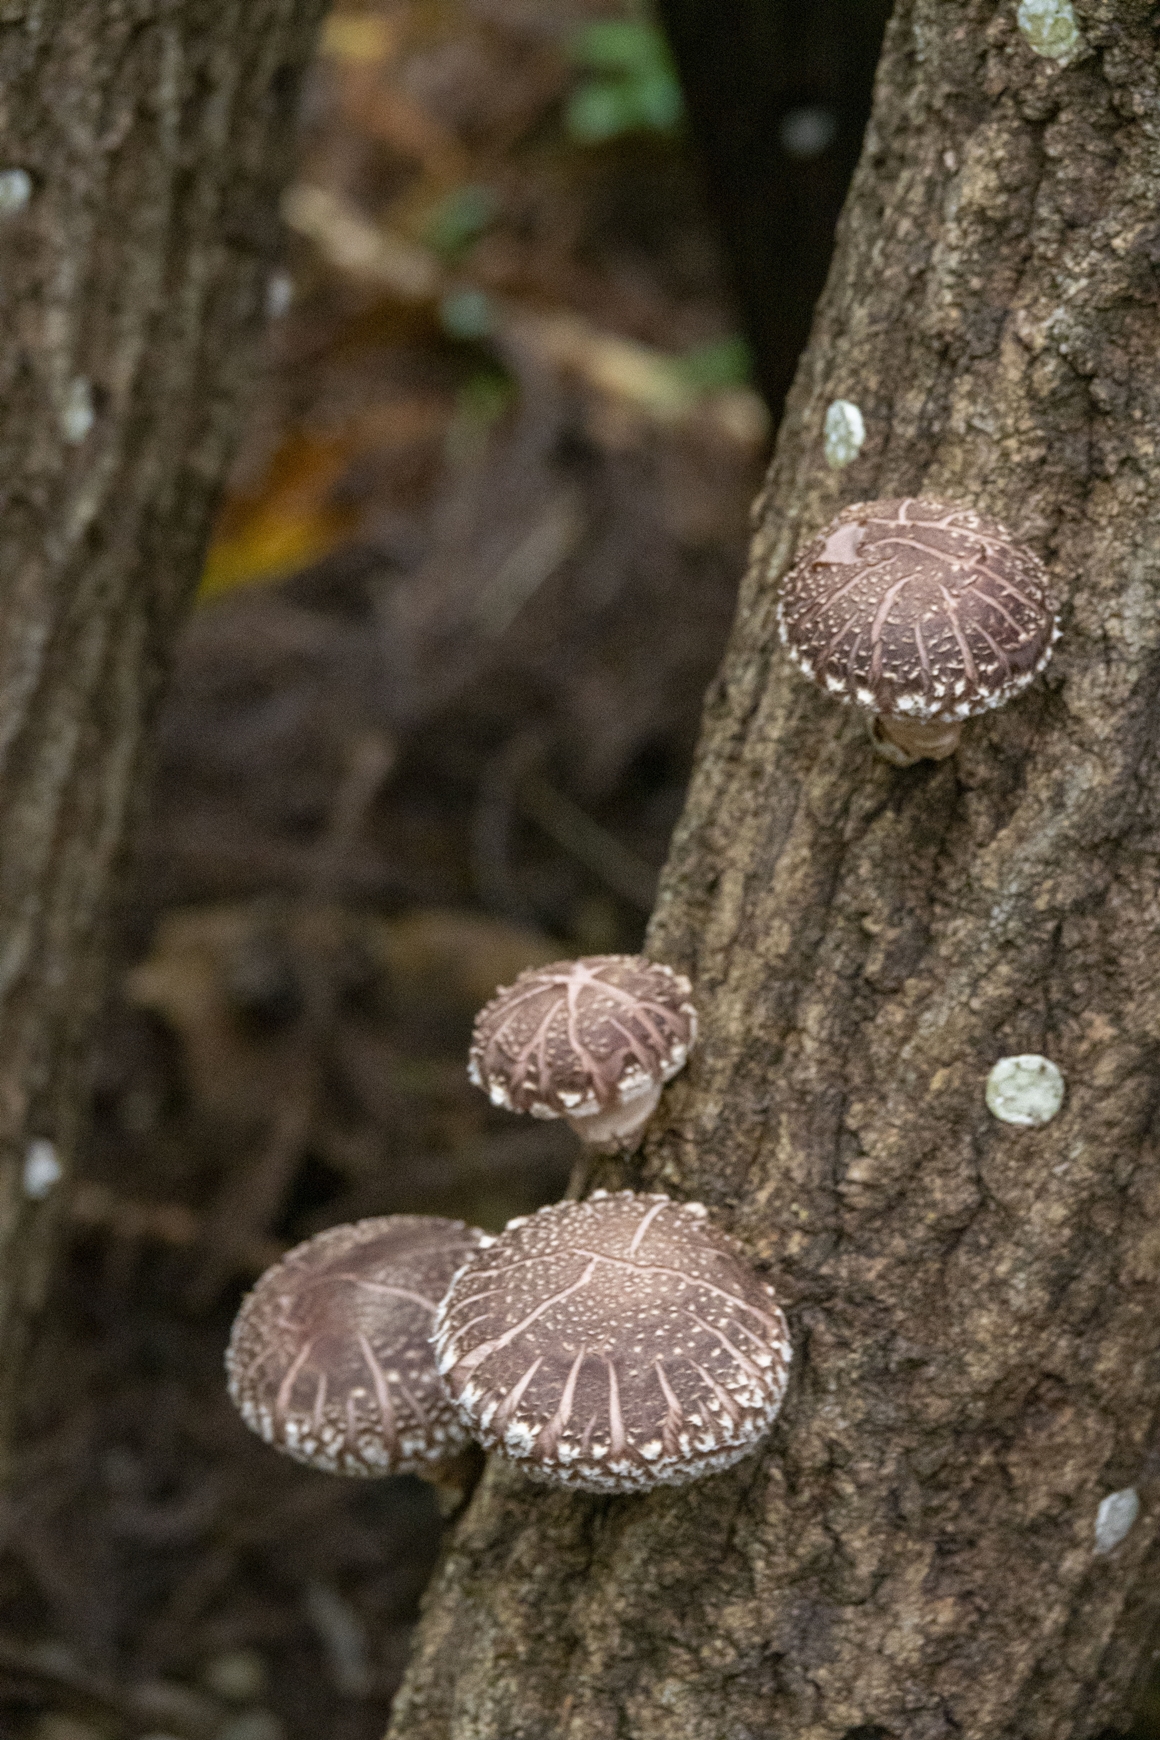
[467,956,697,1148]
[433,1191,791,1493]
[226,1215,489,1476]
[777,497,1059,724]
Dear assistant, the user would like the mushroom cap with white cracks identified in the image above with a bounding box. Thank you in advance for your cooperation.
[467,955,697,1150]
[776,497,1060,728]
[226,1215,489,1477]
[434,1191,791,1493]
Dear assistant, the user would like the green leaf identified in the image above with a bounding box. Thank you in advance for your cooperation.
[564,80,641,144]
[439,289,495,341]
[674,336,754,392]
[422,185,500,261]
[563,16,683,144]
[634,70,683,131]
[455,368,515,427]
[568,19,667,75]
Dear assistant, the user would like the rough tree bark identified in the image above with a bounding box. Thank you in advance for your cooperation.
[388,3,1160,1736]
[0,0,326,1471]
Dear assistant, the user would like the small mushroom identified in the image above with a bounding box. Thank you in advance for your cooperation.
[226,1215,489,1477]
[468,955,697,1152]
[434,1190,791,1493]
[777,497,1060,764]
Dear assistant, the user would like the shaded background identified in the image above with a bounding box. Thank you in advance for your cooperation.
[20,5,1131,1740]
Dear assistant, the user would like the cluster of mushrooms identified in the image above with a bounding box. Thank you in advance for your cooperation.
[228,956,792,1495]
[227,495,1061,1498]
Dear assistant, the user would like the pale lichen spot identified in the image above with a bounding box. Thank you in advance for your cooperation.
[22,1138,62,1199]
[1016,0,1083,64]
[61,377,95,444]
[778,105,837,160]
[985,1054,1065,1128]
[1094,1487,1139,1554]
[265,270,294,319]
[0,167,32,215]
[823,398,866,470]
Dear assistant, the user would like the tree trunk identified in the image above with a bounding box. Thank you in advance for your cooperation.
[0,0,326,1471]
[387,3,1160,1737]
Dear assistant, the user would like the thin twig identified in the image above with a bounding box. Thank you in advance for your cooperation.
[0,1634,224,1739]
[518,774,658,912]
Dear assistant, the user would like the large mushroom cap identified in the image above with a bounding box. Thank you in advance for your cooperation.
[434,1191,791,1493]
[226,1215,489,1476]
[777,497,1059,725]
[468,955,697,1149]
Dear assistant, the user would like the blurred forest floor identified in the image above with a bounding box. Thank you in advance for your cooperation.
[0,4,773,1739]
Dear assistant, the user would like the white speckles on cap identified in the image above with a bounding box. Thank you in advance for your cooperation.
[468,956,698,1152]
[823,399,865,470]
[61,377,95,444]
[985,1054,1065,1127]
[1094,1487,1139,1554]
[1017,0,1083,64]
[226,1215,488,1477]
[434,1192,791,1494]
[0,167,32,215]
[22,1138,62,1199]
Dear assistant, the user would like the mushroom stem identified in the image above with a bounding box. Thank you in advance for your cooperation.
[565,1081,662,1152]
[870,714,962,765]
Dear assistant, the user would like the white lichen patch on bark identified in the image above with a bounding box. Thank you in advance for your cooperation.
[1094,1488,1140,1555]
[60,377,95,444]
[266,271,294,319]
[985,1055,1065,1127]
[0,168,32,214]
[1016,0,1083,64]
[823,400,865,469]
[22,1139,61,1200]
